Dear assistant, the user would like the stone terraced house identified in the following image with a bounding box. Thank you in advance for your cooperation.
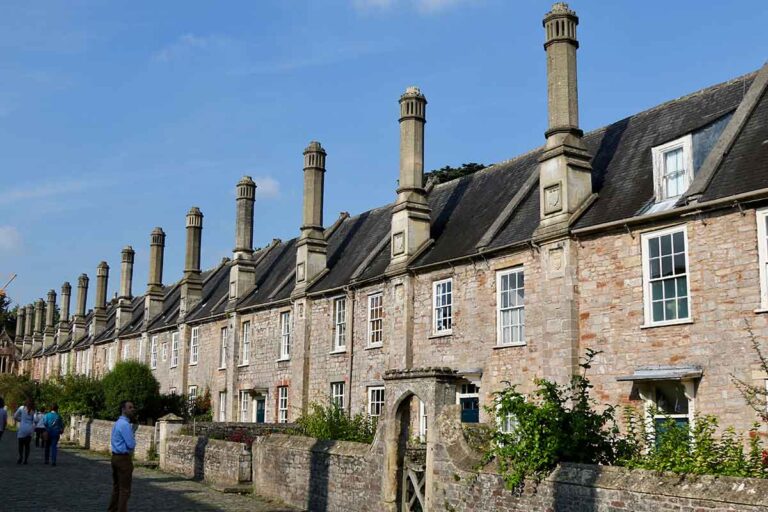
[13,3,768,436]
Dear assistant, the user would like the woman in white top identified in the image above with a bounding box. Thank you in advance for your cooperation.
[14,399,35,464]
[33,406,46,448]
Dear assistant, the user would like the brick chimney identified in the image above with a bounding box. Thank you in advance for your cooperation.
[389,86,431,271]
[72,274,89,340]
[33,299,44,352]
[534,2,592,242]
[294,141,328,293]
[180,207,204,318]
[115,246,135,330]
[144,227,166,326]
[93,261,109,336]
[44,289,56,348]
[58,281,71,339]
[229,177,257,301]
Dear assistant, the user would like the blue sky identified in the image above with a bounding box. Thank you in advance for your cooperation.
[1,0,766,308]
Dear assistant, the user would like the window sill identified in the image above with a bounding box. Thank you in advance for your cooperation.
[329,349,347,355]
[493,342,526,349]
[429,331,453,340]
[217,366,227,371]
[237,363,249,368]
[640,319,694,329]
[276,357,291,363]
[189,362,198,366]
[755,308,768,314]
[169,365,178,369]
[365,344,383,351]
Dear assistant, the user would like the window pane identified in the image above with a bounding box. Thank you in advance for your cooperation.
[652,301,664,322]
[677,297,689,319]
[665,299,677,320]
[663,279,676,299]
[676,276,687,298]
[650,258,660,279]
[649,238,660,259]
[673,231,684,253]
[660,234,672,255]
[673,254,686,274]
[661,255,673,277]
[651,282,663,301]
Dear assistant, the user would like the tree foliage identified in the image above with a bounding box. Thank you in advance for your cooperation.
[100,361,160,421]
[296,402,376,444]
[424,162,486,185]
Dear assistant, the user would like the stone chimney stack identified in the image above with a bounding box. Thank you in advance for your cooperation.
[93,261,109,336]
[534,2,592,242]
[180,207,204,318]
[72,274,89,340]
[389,86,431,271]
[44,289,56,348]
[229,177,257,301]
[144,228,166,326]
[15,306,25,340]
[294,142,328,292]
[115,247,135,330]
[58,281,71,339]
[24,303,34,342]
[33,299,44,352]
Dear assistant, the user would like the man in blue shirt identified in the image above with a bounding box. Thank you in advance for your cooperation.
[108,400,136,512]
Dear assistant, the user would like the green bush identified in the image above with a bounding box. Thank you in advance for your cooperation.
[100,361,160,421]
[189,388,212,421]
[486,349,633,489]
[296,402,376,444]
[0,373,36,411]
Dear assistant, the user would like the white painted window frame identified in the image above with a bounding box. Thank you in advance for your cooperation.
[219,327,228,369]
[368,386,385,417]
[432,278,453,335]
[496,267,525,346]
[240,321,250,365]
[188,385,198,408]
[367,292,384,347]
[330,381,345,410]
[189,326,199,365]
[218,391,227,422]
[160,340,167,362]
[122,341,130,361]
[332,296,347,352]
[150,336,158,369]
[279,311,291,360]
[641,224,692,327]
[418,399,427,443]
[239,390,249,422]
[639,380,696,437]
[757,208,768,311]
[278,386,289,423]
[652,134,693,202]
[170,332,179,368]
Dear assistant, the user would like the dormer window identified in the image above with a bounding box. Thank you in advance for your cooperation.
[652,135,693,202]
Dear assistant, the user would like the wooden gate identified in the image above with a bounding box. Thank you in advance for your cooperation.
[401,447,426,512]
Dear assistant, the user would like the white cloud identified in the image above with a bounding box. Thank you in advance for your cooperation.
[0,226,22,252]
[254,177,280,199]
[353,0,469,13]
[152,34,233,63]
[0,178,92,206]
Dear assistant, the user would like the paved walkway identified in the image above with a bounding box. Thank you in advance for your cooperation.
[0,433,298,512]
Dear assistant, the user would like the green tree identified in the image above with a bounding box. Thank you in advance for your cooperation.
[100,361,160,422]
[0,295,18,335]
[424,162,486,185]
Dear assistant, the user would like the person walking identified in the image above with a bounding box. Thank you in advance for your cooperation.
[0,397,7,441]
[14,399,35,464]
[108,400,136,512]
[33,406,46,448]
[44,403,64,466]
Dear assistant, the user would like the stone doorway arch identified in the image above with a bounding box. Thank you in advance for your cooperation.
[378,368,460,512]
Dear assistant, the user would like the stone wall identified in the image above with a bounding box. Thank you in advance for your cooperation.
[164,434,251,490]
[180,421,297,440]
[73,416,155,461]
[252,434,382,512]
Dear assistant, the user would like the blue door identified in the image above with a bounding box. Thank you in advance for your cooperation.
[256,398,265,423]
[460,397,479,423]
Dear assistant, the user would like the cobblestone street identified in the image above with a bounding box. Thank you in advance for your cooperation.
[0,435,298,512]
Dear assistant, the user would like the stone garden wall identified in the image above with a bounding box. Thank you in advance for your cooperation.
[71,415,155,461]
[180,421,297,440]
[163,434,251,490]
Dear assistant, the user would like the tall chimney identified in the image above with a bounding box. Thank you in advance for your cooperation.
[116,246,135,330]
[15,305,25,340]
[93,261,109,336]
[24,303,34,341]
[72,274,89,341]
[388,86,431,271]
[58,281,71,340]
[33,299,44,352]
[534,2,592,242]
[180,207,204,318]
[229,177,257,300]
[294,142,328,292]
[44,289,56,348]
[144,228,166,326]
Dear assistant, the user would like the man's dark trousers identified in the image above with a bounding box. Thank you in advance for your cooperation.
[108,453,133,512]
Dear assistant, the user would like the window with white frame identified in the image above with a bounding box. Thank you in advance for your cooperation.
[239,390,249,422]
[368,293,383,346]
[60,352,68,376]
[277,386,289,423]
[138,338,144,362]
[433,278,453,334]
[757,208,768,310]
[188,385,198,409]
[279,311,291,360]
[642,381,694,431]
[150,336,158,369]
[418,400,427,443]
[368,386,385,417]
[497,267,525,346]
[218,391,227,422]
[170,332,179,368]
[160,341,167,362]
[330,381,345,410]
[642,226,691,326]
[190,326,199,365]
[219,327,228,369]
[652,135,693,202]
[240,322,250,365]
[332,297,346,351]
[122,341,130,361]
